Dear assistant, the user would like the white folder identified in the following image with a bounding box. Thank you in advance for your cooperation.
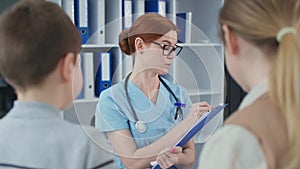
[88,0,105,44]
[47,0,62,7]
[62,0,75,24]
[82,52,95,99]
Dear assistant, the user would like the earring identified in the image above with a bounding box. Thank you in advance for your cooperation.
[140,51,143,54]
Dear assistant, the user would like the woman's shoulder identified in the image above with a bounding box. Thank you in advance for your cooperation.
[200,124,266,169]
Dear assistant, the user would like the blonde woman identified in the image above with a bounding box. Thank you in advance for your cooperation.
[200,0,300,169]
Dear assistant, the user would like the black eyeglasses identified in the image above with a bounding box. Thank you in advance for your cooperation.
[151,41,183,57]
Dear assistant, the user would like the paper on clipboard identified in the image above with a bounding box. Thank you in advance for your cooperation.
[151,104,228,168]
[175,104,227,147]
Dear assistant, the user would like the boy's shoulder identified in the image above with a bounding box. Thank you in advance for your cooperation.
[59,120,101,139]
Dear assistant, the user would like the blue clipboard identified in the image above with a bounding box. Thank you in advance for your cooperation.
[151,104,228,169]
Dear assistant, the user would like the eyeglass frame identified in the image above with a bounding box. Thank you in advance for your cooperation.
[151,41,183,58]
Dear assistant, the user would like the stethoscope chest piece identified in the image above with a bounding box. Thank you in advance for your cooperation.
[125,72,179,134]
[135,120,147,133]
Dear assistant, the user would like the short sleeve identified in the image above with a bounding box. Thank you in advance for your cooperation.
[199,125,267,169]
[95,88,129,132]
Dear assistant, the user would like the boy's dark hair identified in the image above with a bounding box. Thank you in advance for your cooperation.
[0,0,81,90]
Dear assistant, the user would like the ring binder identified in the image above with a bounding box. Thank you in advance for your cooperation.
[75,0,89,44]
[88,0,105,44]
[145,0,166,17]
[62,0,75,24]
[176,12,192,43]
[46,0,62,7]
[95,52,112,97]
[82,52,95,99]
[123,0,133,29]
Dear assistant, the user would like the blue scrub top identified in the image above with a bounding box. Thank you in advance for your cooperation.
[95,76,192,169]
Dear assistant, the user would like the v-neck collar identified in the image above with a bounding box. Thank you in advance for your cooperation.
[127,80,168,121]
[128,79,160,106]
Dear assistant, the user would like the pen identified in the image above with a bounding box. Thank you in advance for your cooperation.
[174,102,186,107]
[150,161,158,167]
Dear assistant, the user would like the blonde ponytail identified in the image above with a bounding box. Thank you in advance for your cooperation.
[270,31,300,169]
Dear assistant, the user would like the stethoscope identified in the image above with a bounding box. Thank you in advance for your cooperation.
[125,72,183,133]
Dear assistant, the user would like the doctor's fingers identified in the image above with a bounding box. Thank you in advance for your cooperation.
[198,106,212,114]
[157,151,179,169]
[158,148,180,162]
[190,102,210,111]
[157,158,173,169]
[197,101,211,108]
[197,101,212,110]
[186,107,201,121]
[170,146,183,154]
[189,104,209,118]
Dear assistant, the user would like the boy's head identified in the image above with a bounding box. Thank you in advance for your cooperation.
[0,0,81,93]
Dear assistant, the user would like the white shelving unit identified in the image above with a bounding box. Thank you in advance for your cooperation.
[76,1,225,105]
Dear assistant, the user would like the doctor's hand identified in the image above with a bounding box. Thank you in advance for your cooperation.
[156,147,183,169]
[186,102,212,124]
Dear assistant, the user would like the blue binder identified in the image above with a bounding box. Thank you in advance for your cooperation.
[95,52,112,97]
[176,12,192,43]
[145,0,166,17]
[75,0,89,44]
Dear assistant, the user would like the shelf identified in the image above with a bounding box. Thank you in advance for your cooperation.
[188,89,223,96]
[73,98,98,104]
[80,44,119,52]
[177,43,222,47]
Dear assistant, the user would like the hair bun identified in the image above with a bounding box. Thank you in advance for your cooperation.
[119,29,131,55]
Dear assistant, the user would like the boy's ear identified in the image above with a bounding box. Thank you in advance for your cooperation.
[60,52,75,81]
[222,25,238,55]
[135,37,144,53]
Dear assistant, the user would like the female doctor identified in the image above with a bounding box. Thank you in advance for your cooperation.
[95,13,211,169]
